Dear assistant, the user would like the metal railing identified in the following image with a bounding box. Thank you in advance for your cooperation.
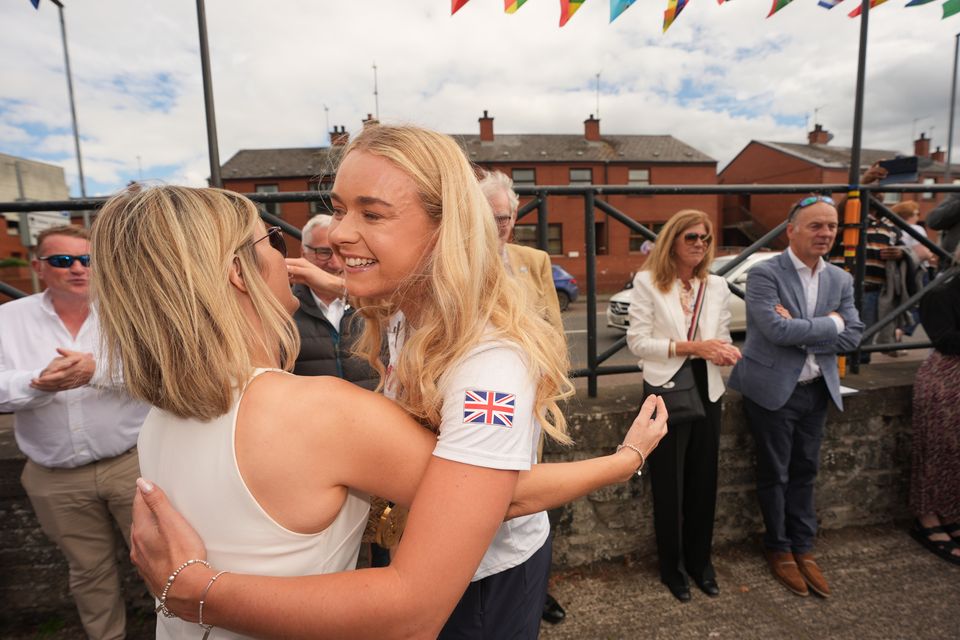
[3,183,958,396]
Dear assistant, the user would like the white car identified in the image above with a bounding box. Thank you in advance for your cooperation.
[605,251,781,334]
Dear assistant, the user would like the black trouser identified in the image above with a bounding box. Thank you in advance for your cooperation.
[743,378,829,554]
[439,536,552,640]
[647,359,722,589]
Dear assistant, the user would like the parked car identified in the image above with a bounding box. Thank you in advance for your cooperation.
[605,251,781,334]
[552,265,579,312]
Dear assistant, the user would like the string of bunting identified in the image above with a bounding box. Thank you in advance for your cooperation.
[452,0,960,29]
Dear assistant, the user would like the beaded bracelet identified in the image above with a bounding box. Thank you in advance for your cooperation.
[156,559,211,619]
[199,570,229,640]
[617,443,646,477]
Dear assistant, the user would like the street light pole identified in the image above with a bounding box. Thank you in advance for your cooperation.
[945,33,959,182]
[50,0,89,226]
[196,0,222,188]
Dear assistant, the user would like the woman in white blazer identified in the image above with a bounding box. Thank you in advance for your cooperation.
[627,210,742,602]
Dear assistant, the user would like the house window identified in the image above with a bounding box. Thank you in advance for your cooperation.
[629,222,665,253]
[881,191,902,205]
[255,184,281,216]
[512,168,536,187]
[628,169,650,186]
[594,221,608,255]
[514,223,562,256]
[569,168,592,185]
[922,177,936,200]
[308,178,334,214]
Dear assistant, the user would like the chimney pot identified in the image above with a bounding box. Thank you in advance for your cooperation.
[330,125,349,146]
[584,114,600,141]
[914,134,931,158]
[479,110,494,142]
[807,124,830,145]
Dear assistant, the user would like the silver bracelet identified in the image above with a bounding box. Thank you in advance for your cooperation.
[156,559,211,619]
[199,570,228,639]
[617,443,646,476]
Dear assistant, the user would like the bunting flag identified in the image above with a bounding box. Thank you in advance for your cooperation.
[452,0,470,15]
[904,0,935,5]
[560,0,587,26]
[611,0,637,22]
[505,0,529,12]
[818,0,843,8]
[768,0,794,17]
[29,0,40,8]
[848,0,887,17]
[663,0,690,32]
[945,0,960,17]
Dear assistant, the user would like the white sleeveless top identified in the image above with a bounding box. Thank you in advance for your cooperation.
[138,368,370,640]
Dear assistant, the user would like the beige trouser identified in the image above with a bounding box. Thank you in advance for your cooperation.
[21,448,140,640]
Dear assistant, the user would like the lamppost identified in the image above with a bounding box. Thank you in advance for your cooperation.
[49,0,89,226]
[945,33,959,182]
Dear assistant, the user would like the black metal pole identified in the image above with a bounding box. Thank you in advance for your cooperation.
[536,190,549,253]
[848,0,870,187]
[584,189,598,397]
[51,0,88,227]
[196,0,222,187]
[947,33,959,182]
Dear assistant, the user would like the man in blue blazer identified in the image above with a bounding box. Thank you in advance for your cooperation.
[729,196,864,599]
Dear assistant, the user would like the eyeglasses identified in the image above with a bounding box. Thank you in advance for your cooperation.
[251,226,287,258]
[789,195,836,221]
[303,244,334,260]
[493,215,514,227]
[39,254,90,268]
[682,233,712,245]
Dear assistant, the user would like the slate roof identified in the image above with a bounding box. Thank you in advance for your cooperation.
[756,141,902,171]
[220,134,714,180]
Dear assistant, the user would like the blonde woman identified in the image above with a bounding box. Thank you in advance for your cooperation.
[97,129,666,639]
[626,210,741,602]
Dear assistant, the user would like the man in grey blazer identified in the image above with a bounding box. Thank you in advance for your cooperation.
[729,196,863,599]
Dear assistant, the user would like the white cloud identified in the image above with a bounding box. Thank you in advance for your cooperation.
[1,0,958,196]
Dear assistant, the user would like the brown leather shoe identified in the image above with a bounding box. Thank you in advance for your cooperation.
[795,553,831,598]
[764,549,808,596]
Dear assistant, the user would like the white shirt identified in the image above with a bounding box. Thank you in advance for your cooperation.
[0,292,148,468]
[385,312,550,581]
[786,248,845,383]
[309,290,346,330]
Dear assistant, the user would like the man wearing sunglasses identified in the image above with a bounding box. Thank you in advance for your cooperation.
[0,225,149,638]
[286,213,377,388]
[729,196,864,600]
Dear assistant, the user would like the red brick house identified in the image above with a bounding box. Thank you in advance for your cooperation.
[719,125,957,247]
[220,113,718,291]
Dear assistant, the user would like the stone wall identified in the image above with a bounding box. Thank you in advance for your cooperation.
[0,374,914,624]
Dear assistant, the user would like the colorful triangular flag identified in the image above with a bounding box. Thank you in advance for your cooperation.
[904,0,935,5]
[611,0,636,22]
[560,0,587,26]
[849,0,887,18]
[818,0,843,8]
[663,0,690,32]
[945,0,960,17]
[505,0,529,12]
[768,0,794,17]
[29,0,40,8]
[452,0,471,15]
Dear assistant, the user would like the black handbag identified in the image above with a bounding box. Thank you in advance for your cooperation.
[642,281,707,423]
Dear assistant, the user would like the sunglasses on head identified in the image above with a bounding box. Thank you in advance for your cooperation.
[682,232,712,245]
[39,254,91,269]
[251,226,287,258]
[303,244,334,260]
[789,195,836,220]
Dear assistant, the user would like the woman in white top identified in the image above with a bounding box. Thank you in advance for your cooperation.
[626,210,741,603]
[92,129,667,639]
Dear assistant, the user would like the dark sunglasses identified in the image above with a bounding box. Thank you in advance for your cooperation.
[682,232,712,245]
[251,226,287,258]
[303,243,334,260]
[789,195,836,221]
[39,254,91,268]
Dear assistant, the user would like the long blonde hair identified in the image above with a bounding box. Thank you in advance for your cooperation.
[346,125,574,443]
[643,209,716,293]
[90,186,300,421]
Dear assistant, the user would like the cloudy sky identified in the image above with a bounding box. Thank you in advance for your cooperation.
[2,0,959,197]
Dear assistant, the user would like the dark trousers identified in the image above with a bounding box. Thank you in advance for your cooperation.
[743,378,829,554]
[647,359,721,589]
[439,536,552,640]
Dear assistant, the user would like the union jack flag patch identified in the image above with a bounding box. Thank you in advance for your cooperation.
[462,390,515,428]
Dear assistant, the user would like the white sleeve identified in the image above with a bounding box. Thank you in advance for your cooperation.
[433,344,537,471]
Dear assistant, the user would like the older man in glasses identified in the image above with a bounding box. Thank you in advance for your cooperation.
[729,196,863,600]
[0,225,149,639]
[286,213,377,387]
